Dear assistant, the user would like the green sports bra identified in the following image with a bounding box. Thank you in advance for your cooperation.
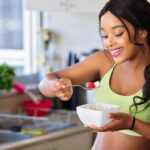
[93,64,150,136]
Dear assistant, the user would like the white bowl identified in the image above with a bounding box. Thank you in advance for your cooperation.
[76,103,120,127]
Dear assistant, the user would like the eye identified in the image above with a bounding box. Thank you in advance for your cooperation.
[115,32,123,37]
[101,35,108,39]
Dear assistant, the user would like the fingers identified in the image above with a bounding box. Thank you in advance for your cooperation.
[84,124,99,133]
[87,121,118,132]
[98,113,123,131]
[98,120,119,132]
[86,113,124,132]
[86,113,132,132]
[53,78,73,101]
[56,90,72,100]
[108,112,122,119]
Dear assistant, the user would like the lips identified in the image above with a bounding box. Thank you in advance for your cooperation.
[110,48,124,57]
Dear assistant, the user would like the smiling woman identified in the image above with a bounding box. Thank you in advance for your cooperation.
[39,0,150,149]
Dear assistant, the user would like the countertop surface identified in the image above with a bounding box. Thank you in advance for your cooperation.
[0,110,91,150]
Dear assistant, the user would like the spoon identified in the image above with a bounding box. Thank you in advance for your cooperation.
[25,91,39,104]
[67,81,100,90]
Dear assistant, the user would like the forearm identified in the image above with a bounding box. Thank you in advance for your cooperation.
[133,119,150,140]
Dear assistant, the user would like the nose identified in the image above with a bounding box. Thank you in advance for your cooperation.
[106,36,115,48]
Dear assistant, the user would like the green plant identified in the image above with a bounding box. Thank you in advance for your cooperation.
[0,64,15,91]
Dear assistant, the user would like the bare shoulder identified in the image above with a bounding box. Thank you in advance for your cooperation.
[84,50,114,76]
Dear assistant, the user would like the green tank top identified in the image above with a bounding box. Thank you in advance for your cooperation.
[93,64,150,136]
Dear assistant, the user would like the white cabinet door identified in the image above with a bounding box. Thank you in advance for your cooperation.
[21,143,48,150]
[25,0,107,13]
[46,131,93,150]
[69,0,107,13]
[25,0,66,12]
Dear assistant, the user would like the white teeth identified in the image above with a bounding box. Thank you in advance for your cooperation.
[111,48,123,56]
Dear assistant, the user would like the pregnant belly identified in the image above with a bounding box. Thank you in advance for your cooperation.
[92,132,150,150]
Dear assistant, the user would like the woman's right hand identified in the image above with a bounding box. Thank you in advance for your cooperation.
[52,78,73,101]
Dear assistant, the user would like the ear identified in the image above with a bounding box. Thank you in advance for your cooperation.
[139,29,148,39]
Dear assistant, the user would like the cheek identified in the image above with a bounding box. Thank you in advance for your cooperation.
[119,34,131,46]
[103,41,107,49]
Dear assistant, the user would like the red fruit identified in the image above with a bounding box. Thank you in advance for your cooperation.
[86,82,95,89]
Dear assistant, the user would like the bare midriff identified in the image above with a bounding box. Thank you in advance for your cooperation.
[92,132,150,150]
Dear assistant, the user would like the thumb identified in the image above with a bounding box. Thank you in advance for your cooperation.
[107,112,122,119]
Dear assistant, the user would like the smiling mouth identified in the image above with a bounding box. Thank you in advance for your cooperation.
[110,48,124,58]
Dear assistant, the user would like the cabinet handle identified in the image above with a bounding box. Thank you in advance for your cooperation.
[51,148,58,150]
[47,147,58,150]
[69,0,76,8]
[59,0,66,7]
[69,4,75,8]
[59,2,66,6]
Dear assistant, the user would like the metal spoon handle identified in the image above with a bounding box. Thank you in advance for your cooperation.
[67,84,100,90]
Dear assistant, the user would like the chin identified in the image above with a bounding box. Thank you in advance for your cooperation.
[113,57,125,64]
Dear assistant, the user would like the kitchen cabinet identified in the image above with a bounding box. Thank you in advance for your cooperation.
[47,131,93,150]
[20,143,47,150]
[25,0,66,12]
[20,131,93,150]
[25,0,107,13]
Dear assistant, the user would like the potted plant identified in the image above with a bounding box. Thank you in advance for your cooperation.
[39,28,53,50]
[0,64,15,92]
[38,28,54,76]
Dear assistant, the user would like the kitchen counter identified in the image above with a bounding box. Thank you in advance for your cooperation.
[0,112,94,150]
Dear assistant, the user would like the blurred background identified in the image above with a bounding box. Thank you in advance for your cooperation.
[0,0,105,76]
[0,0,106,109]
[0,0,108,149]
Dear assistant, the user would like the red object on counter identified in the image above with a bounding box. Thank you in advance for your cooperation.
[22,100,52,116]
[12,81,25,94]
[86,82,95,89]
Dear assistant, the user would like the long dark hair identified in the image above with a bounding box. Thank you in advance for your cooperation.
[99,0,150,115]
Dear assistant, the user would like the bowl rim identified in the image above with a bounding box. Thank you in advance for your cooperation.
[76,102,120,112]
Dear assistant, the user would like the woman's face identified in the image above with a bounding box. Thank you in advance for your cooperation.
[100,11,142,64]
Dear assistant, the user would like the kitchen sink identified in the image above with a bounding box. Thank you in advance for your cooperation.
[0,130,31,144]
[23,120,76,133]
[0,110,77,141]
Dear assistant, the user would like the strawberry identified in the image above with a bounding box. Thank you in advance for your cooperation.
[86,82,95,89]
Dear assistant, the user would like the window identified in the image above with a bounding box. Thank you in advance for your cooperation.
[0,0,40,76]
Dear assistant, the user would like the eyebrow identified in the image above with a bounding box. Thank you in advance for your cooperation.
[101,25,125,31]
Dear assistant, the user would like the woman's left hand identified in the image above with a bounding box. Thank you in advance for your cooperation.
[87,112,133,132]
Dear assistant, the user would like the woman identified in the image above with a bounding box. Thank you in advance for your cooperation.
[39,0,150,149]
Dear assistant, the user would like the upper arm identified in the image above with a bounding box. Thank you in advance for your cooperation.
[52,50,114,84]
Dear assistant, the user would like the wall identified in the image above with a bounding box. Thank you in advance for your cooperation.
[42,12,103,69]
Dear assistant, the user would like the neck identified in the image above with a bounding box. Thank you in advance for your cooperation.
[122,47,150,71]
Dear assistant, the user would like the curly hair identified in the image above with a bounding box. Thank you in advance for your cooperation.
[99,0,150,115]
